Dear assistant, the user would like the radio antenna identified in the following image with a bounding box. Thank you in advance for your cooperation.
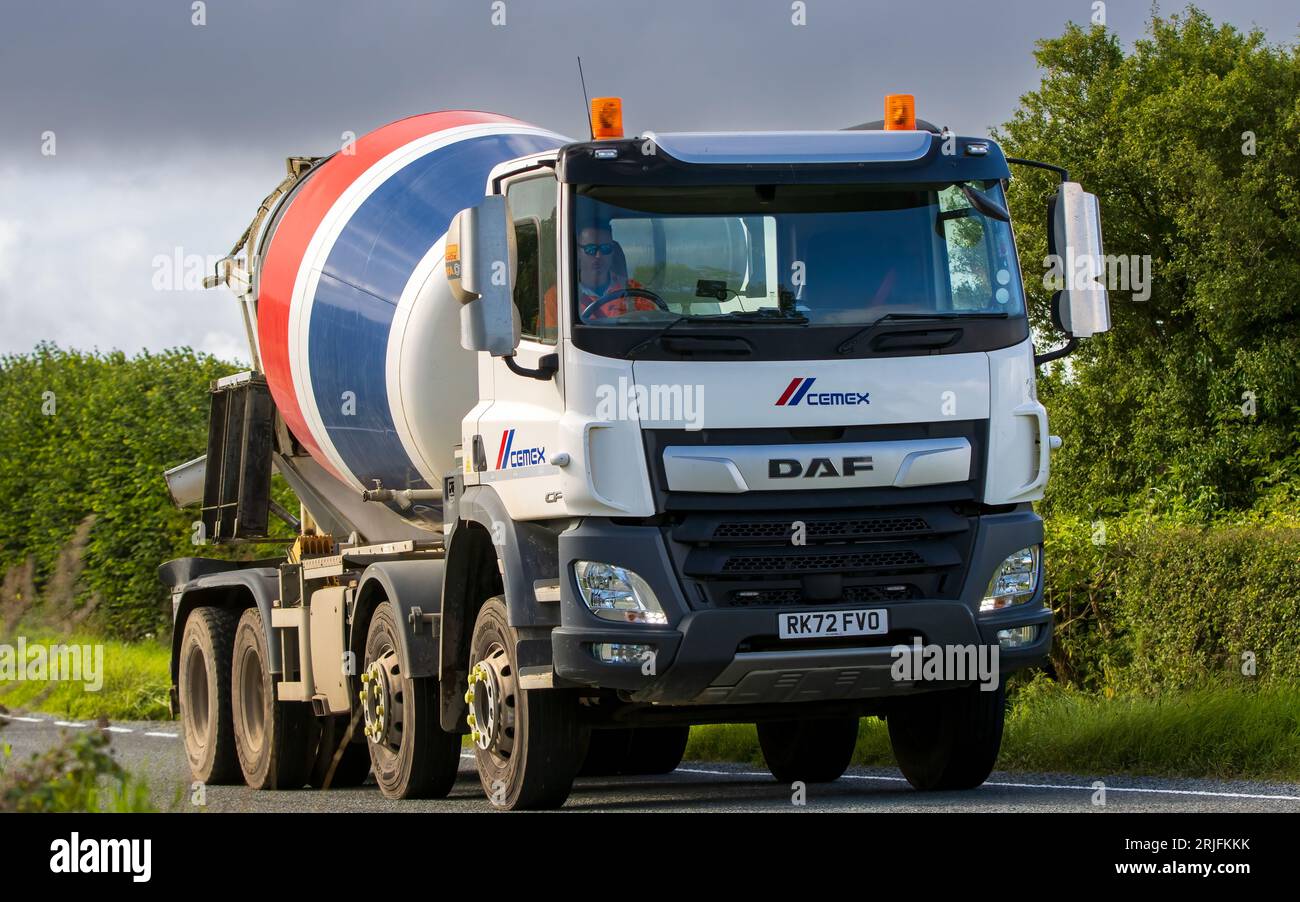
[577,56,593,139]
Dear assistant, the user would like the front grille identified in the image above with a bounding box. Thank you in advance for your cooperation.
[711,515,929,542]
[720,548,925,574]
[647,423,984,610]
[664,503,974,609]
[727,583,918,607]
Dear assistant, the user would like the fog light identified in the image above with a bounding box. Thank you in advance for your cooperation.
[574,561,667,624]
[981,546,1041,613]
[592,642,655,665]
[997,626,1038,649]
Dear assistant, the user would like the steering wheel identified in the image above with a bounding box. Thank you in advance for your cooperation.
[584,287,671,320]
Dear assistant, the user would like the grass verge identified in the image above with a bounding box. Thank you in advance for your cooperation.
[0,632,171,721]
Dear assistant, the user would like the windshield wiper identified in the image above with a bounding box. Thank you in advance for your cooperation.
[627,310,808,358]
[960,184,1011,222]
[701,310,810,323]
[835,311,1010,355]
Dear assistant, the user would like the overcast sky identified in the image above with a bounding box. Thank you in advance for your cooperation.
[2,0,1295,363]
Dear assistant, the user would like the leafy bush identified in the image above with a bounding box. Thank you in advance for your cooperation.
[1045,514,1300,693]
[0,719,154,812]
[0,344,237,638]
[998,8,1300,518]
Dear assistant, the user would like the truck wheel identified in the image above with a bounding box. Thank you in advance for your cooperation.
[469,596,586,810]
[308,713,371,789]
[362,601,460,800]
[757,717,859,783]
[624,726,691,775]
[178,606,241,785]
[578,728,632,777]
[231,607,312,790]
[887,681,1006,791]
[580,726,690,777]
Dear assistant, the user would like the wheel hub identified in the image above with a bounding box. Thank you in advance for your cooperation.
[466,644,515,759]
[359,651,401,747]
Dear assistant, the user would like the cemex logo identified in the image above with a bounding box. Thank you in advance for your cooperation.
[495,428,546,469]
[774,377,870,407]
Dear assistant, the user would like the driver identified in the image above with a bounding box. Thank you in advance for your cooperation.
[578,223,638,315]
[541,219,660,331]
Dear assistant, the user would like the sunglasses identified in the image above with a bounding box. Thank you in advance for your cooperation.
[580,243,616,256]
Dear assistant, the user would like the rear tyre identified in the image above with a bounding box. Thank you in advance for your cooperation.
[362,601,460,800]
[469,597,587,810]
[231,607,312,790]
[178,606,241,785]
[757,717,859,783]
[887,681,1006,791]
[308,714,372,789]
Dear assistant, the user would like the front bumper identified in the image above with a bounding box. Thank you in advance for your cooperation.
[552,508,1051,705]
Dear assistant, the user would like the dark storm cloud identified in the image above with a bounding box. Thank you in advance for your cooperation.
[0,0,1295,357]
[3,0,1289,161]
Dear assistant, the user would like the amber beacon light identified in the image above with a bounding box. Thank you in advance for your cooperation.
[591,97,624,139]
[884,93,916,131]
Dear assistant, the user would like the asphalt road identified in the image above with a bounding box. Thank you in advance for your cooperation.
[5,712,1300,813]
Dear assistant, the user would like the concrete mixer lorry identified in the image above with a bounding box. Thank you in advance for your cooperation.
[160,96,1111,809]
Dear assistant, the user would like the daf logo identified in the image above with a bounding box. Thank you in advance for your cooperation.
[769,456,873,478]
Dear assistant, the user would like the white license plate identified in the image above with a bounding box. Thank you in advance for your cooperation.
[777,608,889,640]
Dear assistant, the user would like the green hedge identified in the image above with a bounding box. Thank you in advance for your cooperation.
[1044,513,1300,694]
[0,344,238,638]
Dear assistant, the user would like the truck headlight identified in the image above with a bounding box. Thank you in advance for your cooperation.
[574,561,667,625]
[980,546,1040,613]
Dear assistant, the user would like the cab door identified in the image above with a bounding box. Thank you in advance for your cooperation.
[473,163,567,520]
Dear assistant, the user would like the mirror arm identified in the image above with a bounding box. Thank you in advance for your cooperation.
[1034,336,1078,368]
[1006,157,1069,184]
[504,353,558,381]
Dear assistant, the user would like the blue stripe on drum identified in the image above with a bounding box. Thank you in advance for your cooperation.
[307,131,563,490]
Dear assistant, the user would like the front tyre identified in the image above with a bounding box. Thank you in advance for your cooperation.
[757,717,859,783]
[469,597,586,810]
[362,601,460,800]
[580,726,691,777]
[886,681,1006,791]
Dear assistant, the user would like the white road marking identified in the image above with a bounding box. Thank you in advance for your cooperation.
[5,713,1299,803]
[1,713,173,737]
[676,767,1300,802]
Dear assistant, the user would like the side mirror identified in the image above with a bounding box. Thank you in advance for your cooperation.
[1049,182,1110,338]
[446,195,519,356]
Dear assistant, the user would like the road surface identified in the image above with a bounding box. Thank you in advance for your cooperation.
[4,713,1299,813]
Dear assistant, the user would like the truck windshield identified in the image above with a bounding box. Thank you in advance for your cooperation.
[572,181,1025,325]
